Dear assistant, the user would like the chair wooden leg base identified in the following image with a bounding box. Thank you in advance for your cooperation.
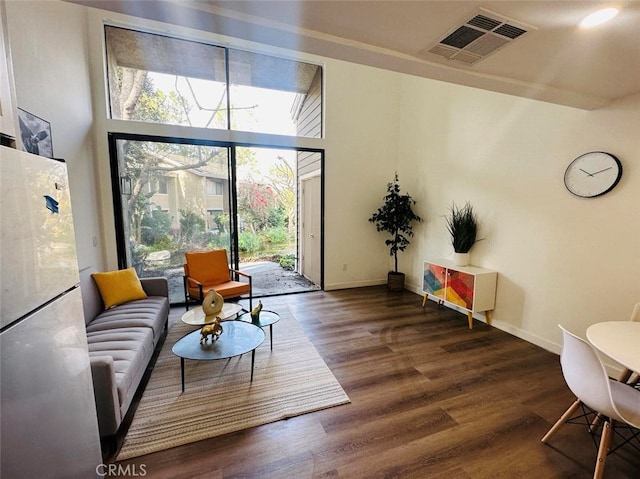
[542,401,617,479]
[541,398,582,444]
[594,420,614,479]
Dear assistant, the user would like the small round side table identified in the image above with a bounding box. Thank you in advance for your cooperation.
[237,310,280,350]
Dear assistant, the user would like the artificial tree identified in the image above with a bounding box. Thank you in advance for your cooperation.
[369,173,422,291]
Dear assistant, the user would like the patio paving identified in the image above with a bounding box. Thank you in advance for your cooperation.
[148,261,319,305]
[240,261,320,296]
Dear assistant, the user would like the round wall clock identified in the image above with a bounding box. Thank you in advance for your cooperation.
[564,151,622,198]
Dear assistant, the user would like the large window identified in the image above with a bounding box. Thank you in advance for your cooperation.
[105,26,322,138]
[105,26,324,303]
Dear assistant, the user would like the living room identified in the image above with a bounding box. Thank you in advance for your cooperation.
[5,0,637,353]
[1,0,639,477]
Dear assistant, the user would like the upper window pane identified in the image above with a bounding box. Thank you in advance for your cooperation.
[105,26,323,138]
[228,49,321,137]
[105,26,228,129]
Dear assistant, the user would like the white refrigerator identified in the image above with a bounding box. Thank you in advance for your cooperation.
[0,146,102,478]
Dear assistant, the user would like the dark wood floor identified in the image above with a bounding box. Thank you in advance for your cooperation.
[115,286,640,478]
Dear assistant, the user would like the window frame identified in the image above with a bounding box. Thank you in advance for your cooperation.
[104,25,323,139]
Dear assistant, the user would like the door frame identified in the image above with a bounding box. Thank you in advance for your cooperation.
[108,132,325,298]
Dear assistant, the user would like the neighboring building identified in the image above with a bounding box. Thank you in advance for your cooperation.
[145,155,229,234]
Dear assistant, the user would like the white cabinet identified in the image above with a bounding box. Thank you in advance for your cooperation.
[422,260,497,329]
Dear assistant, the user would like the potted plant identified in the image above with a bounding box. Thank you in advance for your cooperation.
[369,173,422,291]
[444,202,479,266]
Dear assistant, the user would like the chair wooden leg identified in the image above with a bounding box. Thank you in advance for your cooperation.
[593,420,614,479]
[541,398,582,444]
[617,368,633,383]
[590,414,604,434]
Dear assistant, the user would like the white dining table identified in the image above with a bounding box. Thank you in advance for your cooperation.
[586,321,640,375]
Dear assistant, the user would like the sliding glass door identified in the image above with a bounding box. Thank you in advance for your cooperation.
[111,136,234,303]
[110,135,323,304]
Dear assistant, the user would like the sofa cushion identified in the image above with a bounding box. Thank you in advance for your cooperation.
[91,267,148,309]
[86,297,168,344]
[87,327,154,406]
[86,327,153,354]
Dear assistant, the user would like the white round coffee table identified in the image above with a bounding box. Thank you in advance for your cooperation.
[181,303,244,326]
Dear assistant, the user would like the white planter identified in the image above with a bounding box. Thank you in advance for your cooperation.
[453,252,470,266]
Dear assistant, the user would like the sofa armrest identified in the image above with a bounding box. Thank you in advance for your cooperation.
[90,356,121,437]
[141,277,169,298]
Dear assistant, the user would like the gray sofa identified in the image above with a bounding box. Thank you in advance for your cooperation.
[79,267,169,438]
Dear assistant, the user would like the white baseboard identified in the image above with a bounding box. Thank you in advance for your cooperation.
[324,279,386,291]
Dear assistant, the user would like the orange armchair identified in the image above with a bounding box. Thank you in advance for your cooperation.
[183,249,252,311]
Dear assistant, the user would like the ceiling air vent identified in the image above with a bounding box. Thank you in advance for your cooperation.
[425,9,533,66]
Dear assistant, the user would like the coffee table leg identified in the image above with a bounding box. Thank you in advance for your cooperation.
[269,324,274,350]
[250,349,255,382]
[181,357,185,393]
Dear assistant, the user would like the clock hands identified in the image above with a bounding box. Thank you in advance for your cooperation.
[579,166,612,177]
[591,166,612,176]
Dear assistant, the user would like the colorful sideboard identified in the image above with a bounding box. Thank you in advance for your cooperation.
[422,260,497,329]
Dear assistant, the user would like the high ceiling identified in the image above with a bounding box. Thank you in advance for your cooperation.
[71,0,640,110]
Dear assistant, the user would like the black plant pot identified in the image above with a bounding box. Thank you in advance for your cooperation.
[387,271,405,292]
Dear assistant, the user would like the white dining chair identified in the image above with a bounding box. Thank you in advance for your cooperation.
[541,325,640,479]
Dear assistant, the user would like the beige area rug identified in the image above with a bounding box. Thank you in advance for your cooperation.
[116,308,350,460]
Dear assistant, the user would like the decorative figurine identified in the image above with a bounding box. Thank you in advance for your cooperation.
[200,317,223,344]
[201,289,224,316]
[250,300,263,323]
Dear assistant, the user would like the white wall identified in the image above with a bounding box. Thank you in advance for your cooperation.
[6,0,104,270]
[320,55,640,361]
[6,1,639,362]
[323,60,401,289]
[397,76,640,353]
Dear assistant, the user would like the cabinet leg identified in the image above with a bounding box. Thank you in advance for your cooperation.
[485,310,492,325]
[467,312,473,329]
[422,293,428,307]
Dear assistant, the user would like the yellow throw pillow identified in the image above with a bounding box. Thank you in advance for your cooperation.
[91,267,147,309]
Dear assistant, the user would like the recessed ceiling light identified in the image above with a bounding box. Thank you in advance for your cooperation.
[580,7,619,27]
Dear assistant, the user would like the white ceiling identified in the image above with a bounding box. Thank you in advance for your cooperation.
[72,0,640,110]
